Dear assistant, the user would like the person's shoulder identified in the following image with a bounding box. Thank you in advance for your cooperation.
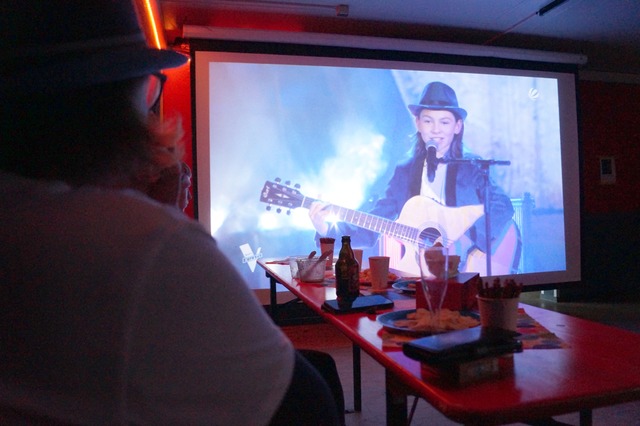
[454,152,482,171]
[461,153,482,160]
[75,185,171,214]
[97,187,204,231]
[3,174,215,260]
[459,148,482,160]
[393,153,421,172]
[45,183,206,242]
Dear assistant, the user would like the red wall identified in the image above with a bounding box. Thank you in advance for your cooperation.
[162,43,640,218]
[578,80,640,213]
[163,63,194,218]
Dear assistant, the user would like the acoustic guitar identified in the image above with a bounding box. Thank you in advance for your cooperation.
[259,180,519,276]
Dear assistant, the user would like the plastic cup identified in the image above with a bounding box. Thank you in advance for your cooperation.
[288,255,307,279]
[319,238,335,270]
[477,296,520,331]
[368,256,390,291]
[352,249,364,269]
[296,257,326,283]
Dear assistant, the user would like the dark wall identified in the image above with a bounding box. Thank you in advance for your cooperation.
[572,211,640,302]
[562,80,640,301]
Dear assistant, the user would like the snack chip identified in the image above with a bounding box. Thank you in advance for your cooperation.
[393,308,479,332]
[360,268,398,283]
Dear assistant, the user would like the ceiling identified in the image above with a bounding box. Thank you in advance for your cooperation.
[160,0,640,78]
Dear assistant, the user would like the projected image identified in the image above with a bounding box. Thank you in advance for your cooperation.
[195,51,578,289]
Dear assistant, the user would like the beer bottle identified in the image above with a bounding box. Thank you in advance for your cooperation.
[335,235,360,305]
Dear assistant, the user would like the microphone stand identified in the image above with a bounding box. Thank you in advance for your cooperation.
[439,158,510,276]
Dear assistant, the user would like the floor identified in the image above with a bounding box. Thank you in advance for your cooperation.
[281,292,640,426]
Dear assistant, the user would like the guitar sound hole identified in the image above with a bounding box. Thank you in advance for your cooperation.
[419,227,441,247]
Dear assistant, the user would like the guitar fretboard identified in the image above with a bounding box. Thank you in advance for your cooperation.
[301,196,420,245]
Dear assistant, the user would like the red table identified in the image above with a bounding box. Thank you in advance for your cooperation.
[259,259,640,425]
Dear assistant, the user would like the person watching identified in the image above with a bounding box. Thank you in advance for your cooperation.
[0,1,339,425]
[142,159,193,212]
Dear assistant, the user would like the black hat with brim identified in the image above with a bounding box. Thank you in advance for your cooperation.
[408,81,467,120]
[0,1,188,95]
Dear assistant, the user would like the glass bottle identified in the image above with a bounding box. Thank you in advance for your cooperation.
[335,235,360,305]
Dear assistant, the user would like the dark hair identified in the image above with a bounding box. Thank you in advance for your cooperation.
[1,78,156,186]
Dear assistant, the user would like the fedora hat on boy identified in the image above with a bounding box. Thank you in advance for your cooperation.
[408,81,467,120]
[0,0,187,95]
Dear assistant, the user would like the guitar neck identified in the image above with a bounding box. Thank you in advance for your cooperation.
[301,196,420,244]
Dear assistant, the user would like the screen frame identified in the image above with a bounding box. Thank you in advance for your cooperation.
[188,31,583,293]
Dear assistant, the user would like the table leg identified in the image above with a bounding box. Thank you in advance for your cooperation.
[267,272,278,323]
[579,409,592,426]
[385,370,408,426]
[525,414,592,426]
[353,344,362,412]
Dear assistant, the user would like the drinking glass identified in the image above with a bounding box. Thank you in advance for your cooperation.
[417,245,450,333]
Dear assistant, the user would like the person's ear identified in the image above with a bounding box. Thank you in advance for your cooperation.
[454,119,463,134]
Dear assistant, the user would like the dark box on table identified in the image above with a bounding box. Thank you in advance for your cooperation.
[420,354,515,386]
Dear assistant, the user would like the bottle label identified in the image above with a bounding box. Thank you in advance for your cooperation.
[335,261,359,300]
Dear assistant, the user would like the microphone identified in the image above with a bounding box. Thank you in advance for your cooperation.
[426,141,438,183]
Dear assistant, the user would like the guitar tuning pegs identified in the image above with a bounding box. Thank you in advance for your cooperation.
[276,207,282,214]
[286,209,291,216]
[294,183,301,189]
[266,205,272,211]
[284,180,291,186]
[275,177,282,183]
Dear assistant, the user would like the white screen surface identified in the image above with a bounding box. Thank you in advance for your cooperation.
[193,44,581,290]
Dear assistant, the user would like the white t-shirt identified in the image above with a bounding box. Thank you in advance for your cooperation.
[0,171,294,425]
[420,159,448,203]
